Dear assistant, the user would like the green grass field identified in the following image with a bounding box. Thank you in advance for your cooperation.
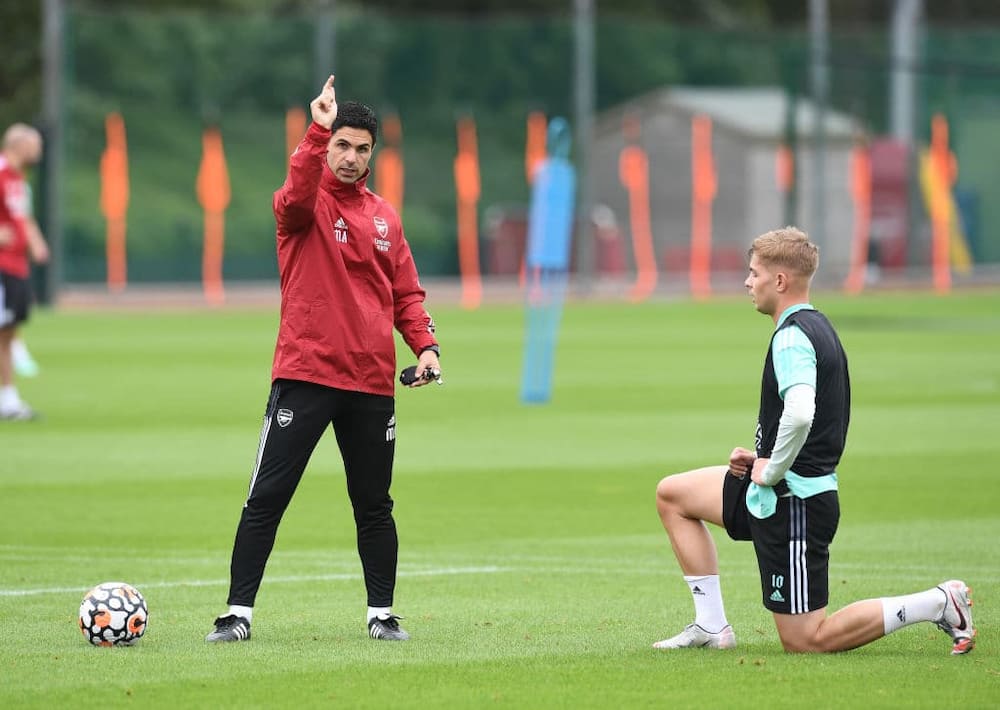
[2,290,998,708]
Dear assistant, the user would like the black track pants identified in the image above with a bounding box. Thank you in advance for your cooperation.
[226,379,398,608]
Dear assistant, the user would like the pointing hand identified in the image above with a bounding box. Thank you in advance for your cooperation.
[310,75,337,129]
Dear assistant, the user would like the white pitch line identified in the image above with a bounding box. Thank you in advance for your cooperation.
[0,565,506,598]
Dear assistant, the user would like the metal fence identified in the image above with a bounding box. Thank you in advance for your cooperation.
[48,5,1000,294]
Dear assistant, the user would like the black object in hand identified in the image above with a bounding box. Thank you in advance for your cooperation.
[399,365,441,385]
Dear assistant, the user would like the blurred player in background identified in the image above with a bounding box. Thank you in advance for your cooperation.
[653,226,976,655]
[12,181,43,378]
[206,75,440,644]
[0,123,49,420]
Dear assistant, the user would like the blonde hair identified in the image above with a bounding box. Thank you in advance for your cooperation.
[748,226,819,278]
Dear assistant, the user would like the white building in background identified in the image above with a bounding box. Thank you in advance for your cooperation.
[590,86,861,283]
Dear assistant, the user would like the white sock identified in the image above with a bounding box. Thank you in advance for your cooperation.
[367,606,391,622]
[228,605,253,623]
[685,574,729,633]
[0,385,20,410]
[881,587,946,634]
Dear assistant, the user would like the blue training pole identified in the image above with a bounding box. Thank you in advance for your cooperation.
[521,118,576,404]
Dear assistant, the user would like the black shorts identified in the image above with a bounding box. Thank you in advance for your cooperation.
[723,473,840,614]
[0,271,31,328]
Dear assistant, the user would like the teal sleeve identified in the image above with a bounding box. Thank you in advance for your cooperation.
[772,324,816,397]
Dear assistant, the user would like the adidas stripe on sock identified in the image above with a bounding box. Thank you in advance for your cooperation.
[685,574,729,634]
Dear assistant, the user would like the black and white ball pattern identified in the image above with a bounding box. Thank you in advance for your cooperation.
[78,582,148,647]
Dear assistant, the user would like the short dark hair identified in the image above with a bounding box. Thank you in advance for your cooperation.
[331,101,378,145]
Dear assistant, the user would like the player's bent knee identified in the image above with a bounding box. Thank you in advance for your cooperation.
[655,476,681,508]
[778,636,818,653]
[774,611,830,653]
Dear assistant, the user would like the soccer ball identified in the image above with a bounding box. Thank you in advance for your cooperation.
[78,582,148,647]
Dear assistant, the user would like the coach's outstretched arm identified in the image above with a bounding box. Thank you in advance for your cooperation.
[273,75,338,234]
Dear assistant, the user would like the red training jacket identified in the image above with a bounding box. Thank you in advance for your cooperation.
[0,156,31,278]
[271,122,438,396]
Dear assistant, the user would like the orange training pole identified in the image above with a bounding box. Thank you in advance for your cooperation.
[620,114,656,302]
[689,114,716,300]
[775,143,794,196]
[196,127,231,305]
[100,112,129,292]
[285,107,307,171]
[454,116,482,310]
[202,211,225,301]
[929,114,953,294]
[375,112,405,214]
[843,138,872,295]
[525,111,548,184]
[775,142,796,236]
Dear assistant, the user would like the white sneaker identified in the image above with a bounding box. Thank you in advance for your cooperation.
[935,580,976,655]
[0,402,38,421]
[653,623,736,650]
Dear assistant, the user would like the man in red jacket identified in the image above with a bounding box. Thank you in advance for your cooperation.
[0,123,49,420]
[207,76,441,643]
